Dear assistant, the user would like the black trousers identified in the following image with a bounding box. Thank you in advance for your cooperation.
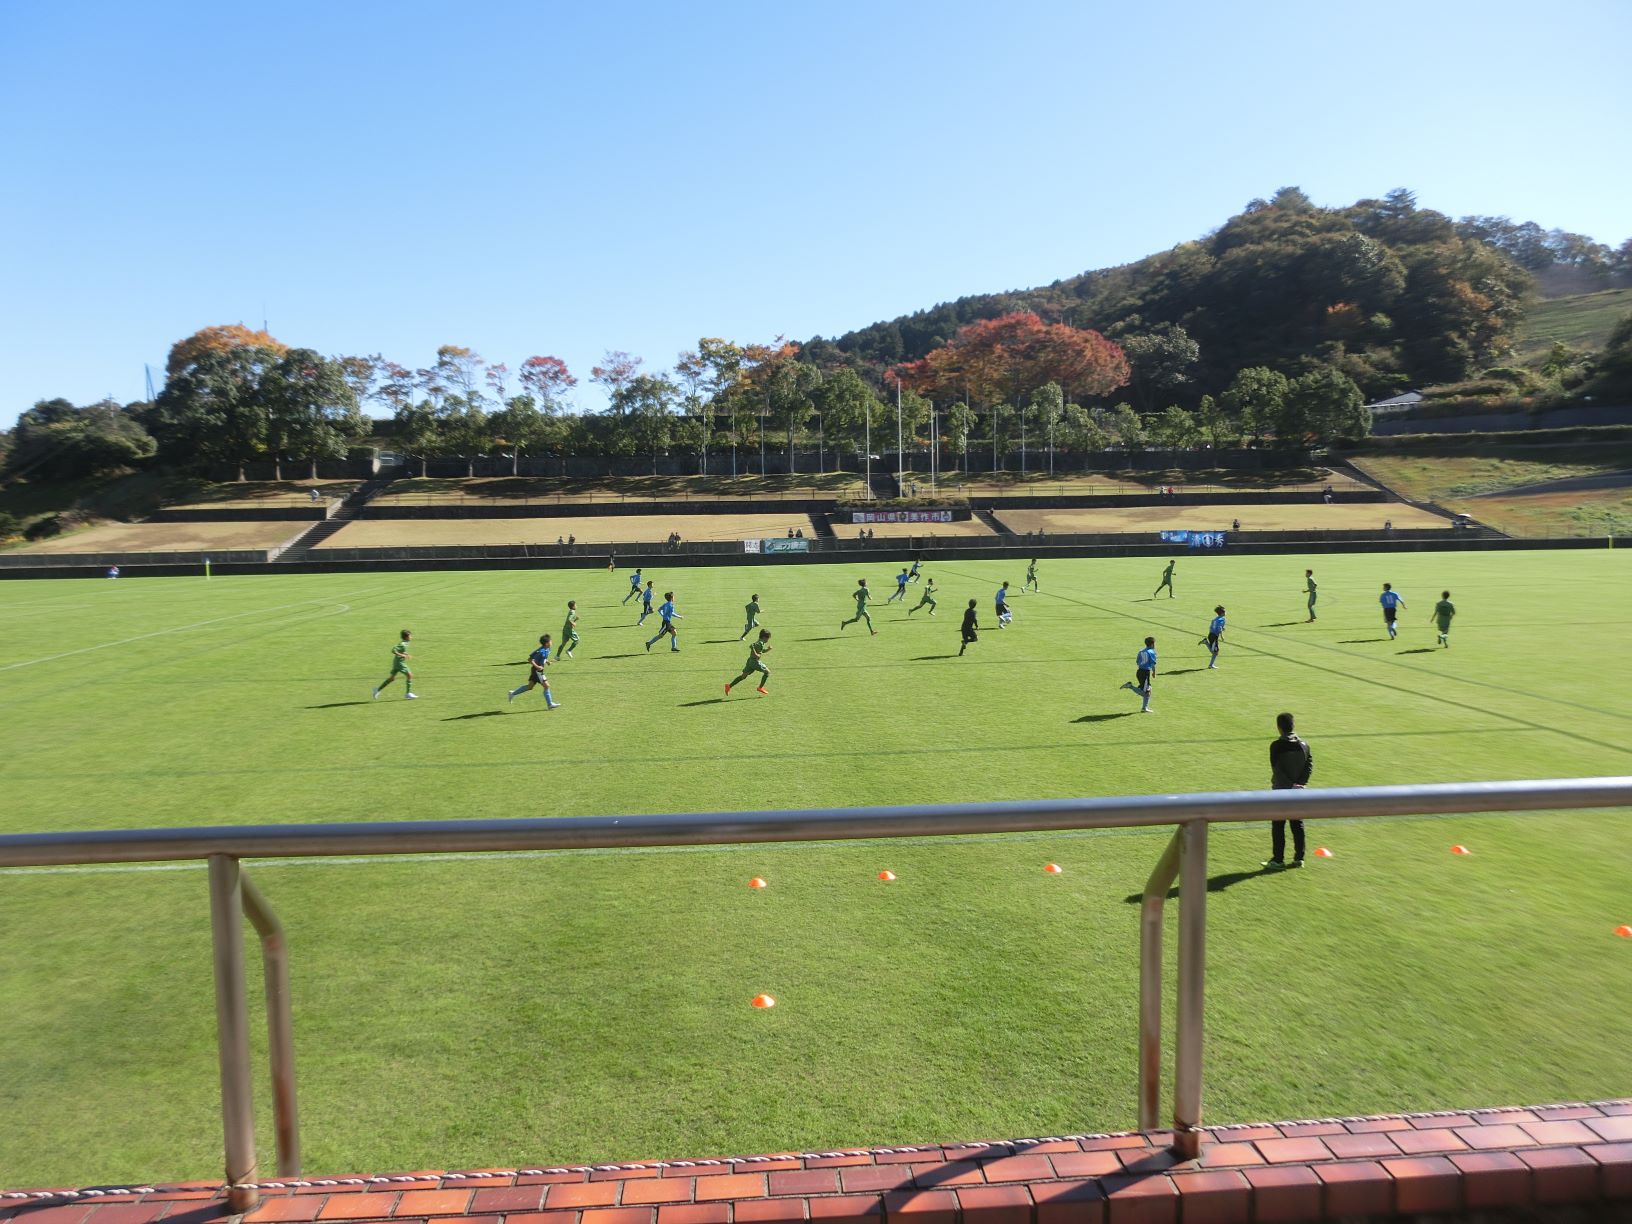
[1271,820,1305,862]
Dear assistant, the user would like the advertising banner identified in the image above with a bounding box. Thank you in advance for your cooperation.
[745,538,810,554]
[1158,530,1227,549]
[851,510,954,524]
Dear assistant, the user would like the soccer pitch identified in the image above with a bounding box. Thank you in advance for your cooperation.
[2,551,1629,1188]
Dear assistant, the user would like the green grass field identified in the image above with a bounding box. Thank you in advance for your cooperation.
[1516,287,1632,359]
[2,552,1630,1189]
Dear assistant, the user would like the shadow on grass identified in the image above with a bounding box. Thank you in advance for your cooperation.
[1398,647,1437,654]
[598,652,643,659]
[441,709,518,721]
[1074,711,1134,723]
[1263,621,1304,627]
[704,638,744,644]
[798,635,844,642]
[912,653,958,660]
[679,698,726,708]
[1338,638,1386,644]
[1164,667,1208,676]
[1122,864,1286,902]
[490,660,529,666]
[304,701,374,709]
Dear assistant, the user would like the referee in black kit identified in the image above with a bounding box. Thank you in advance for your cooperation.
[1266,712,1313,868]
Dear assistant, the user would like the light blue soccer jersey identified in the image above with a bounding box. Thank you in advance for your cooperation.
[1137,646,1157,670]
[1210,614,1226,635]
[1380,590,1403,609]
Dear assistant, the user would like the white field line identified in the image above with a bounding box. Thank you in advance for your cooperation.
[0,598,358,673]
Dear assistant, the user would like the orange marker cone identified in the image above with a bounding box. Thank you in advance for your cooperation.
[751,994,776,1009]
[748,877,767,889]
[878,870,896,881]
[1451,844,1472,855]
[1615,925,1632,939]
[1044,863,1063,874]
[1314,847,1333,858]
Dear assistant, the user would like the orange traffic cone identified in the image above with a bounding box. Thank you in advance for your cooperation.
[1314,847,1333,858]
[748,877,767,889]
[878,870,896,881]
[1615,925,1632,939]
[751,994,776,1009]
[1044,863,1063,874]
[1451,845,1472,855]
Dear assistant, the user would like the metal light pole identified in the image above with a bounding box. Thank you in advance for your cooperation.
[896,379,904,496]
[930,400,938,495]
[864,399,872,500]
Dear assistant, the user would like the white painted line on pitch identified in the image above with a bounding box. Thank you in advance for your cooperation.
[0,598,359,672]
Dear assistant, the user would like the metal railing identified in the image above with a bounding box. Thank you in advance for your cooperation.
[3,776,1628,1208]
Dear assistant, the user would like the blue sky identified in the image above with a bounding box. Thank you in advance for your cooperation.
[2,0,1628,426]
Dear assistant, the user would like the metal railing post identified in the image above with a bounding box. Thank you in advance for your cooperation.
[207,855,259,1211]
[1172,820,1209,1158]
[241,874,300,1176]
[1138,829,1182,1130]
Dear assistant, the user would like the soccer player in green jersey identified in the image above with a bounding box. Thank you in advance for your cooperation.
[1154,559,1176,598]
[1025,559,1039,592]
[559,601,580,659]
[373,630,417,700]
[840,578,877,635]
[725,629,773,696]
[1431,590,1456,647]
[908,577,938,616]
[1304,569,1318,622]
[958,598,980,656]
[739,594,762,641]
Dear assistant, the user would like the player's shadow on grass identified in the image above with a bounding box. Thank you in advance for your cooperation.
[798,635,844,642]
[598,652,644,659]
[1338,638,1386,644]
[1397,647,1437,654]
[704,638,743,644]
[304,701,374,709]
[1263,621,1304,627]
[1073,711,1134,723]
[491,660,530,666]
[1122,864,1283,901]
[441,709,528,721]
[678,698,726,707]
[1164,667,1207,676]
[912,653,958,660]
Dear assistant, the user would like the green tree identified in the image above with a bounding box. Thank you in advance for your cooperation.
[150,345,280,478]
[1221,367,1290,445]
[944,399,977,472]
[1026,382,1065,472]
[1150,405,1199,450]
[6,399,157,481]
[1196,394,1235,447]
[1109,402,1145,449]
[764,358,822,473]
[394,400,439,476]
[438,396,491,476]
[1115,323,1201,411]
[489,395,551,475]
[263,349,364,479]
[1285,366,1368,444]
[815,368,882,470]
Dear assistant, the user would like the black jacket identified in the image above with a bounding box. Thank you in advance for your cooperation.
[1270,734,1313,790]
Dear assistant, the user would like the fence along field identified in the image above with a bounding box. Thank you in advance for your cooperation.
[0,551,1629,1187]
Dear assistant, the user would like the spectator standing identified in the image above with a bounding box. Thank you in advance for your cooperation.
[1266,712,1312,868]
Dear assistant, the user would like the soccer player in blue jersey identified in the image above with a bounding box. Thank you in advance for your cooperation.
[908,558,923,583]
[1204,606,1226,668]
[636,579,657,625]
[645,591,683,652]
[995,581,1013,627]
[1121,636,1157,712]
[622,567,643,604]
[1379,583,1406,639]
[887,568,910,602]
[507,634,561,708]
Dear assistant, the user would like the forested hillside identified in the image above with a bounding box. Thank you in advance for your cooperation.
[812,188,1629,403]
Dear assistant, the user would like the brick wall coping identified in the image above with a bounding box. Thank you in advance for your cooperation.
[4,1099,1629,1223]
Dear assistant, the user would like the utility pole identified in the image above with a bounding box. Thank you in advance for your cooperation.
[896,379,904,497]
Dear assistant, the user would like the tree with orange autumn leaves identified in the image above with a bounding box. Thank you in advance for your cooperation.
[890,312,1129,408]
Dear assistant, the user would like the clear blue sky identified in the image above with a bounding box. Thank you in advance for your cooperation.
[2,0,1628,426]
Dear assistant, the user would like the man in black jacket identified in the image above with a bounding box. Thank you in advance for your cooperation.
[1267,711,1313,868]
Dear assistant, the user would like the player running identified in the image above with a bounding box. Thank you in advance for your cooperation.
[739,593,762,641]
[908,557,923,583]
[1431,590,1456,647]
[840,578,877,635]
[645,591,683,652]
[636,580,657,625]
[1154,559,1176,598]
[908,577,938,616]
[1025,558,1039,592]
[622,567,643,604]
[373,629,418,700]
[958,599,980,656]
[887,567,910,603]
[1203,605,1226,668]
[507,634,562,708]
[558,600,580,658]
[1121,636,1157,713]
[995,581,1013,627]
[1379,583,1405,639]
[725,629,773,696]
[1304,569,1318,622]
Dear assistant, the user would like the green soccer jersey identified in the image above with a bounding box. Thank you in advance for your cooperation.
[743,640,771,672]
[1434,599,1456,626]
[390,641,409,671]
[854,587,869,607]
[745,600,760,619]
[562,611,577,638]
